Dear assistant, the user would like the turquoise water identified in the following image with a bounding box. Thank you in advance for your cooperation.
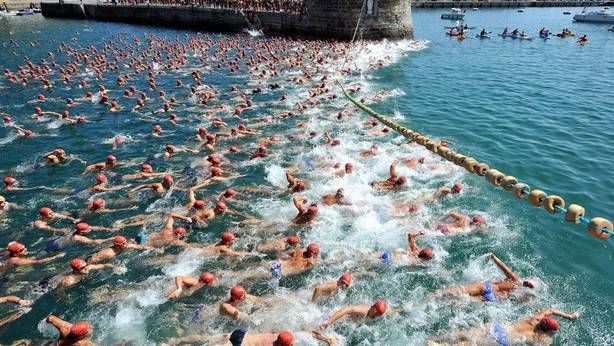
[0,7,613,345]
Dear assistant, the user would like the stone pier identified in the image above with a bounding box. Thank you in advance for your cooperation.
[40,0,414,40]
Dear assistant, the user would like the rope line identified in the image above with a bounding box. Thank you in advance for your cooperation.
[336,81,614,240]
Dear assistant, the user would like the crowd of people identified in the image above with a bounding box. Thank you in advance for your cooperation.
[108,0,306,14]
[0,26,581,346]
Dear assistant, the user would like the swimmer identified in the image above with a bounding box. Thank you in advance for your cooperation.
[428,308,579,346]
[0,295,32,327]
[167,330,304,346]
[88,236,160,264]
[360,144,380,158]
[311,273,353,304]
[41,148,85,166]
[0,295,31,306]
[127,175,174,198]
[219,285,268,320]
[185,180,211,209]
[218,188,240,204]
[0,195,15,213]
[167,272,215,300]
[56,258,118,292]
[285,168,308,193]
[121,163,168,181]
[441,211,486,230]
[85,174,115,193]
[401,157,425,169]
[431,252,535,302]
[190,201,250,227]
[320,300,388,329]
[163,144,198,159]
[371,160,407,191]
[257,235,301,254]
[2,242,65,271]
[333,162,353,177]
[2,176,50,192]
[10,124,35,138]
[34,207,80,234]
[245,243,323,280]
[82,198,135,217]
[46,315,94,346]
[199,232,257,257]
[83,154,120,173]
[321,188,351,206]
[46,223,114,253]
[429,183,462,203]
[141,213,198,249]
[291,195,318,225]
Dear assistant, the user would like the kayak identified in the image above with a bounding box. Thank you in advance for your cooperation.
[539,34,550,39]
[498,33,515,38]
[475,34,490,39]
[517,35,533,40]
[446,32,460,36]
[444,26,475,30]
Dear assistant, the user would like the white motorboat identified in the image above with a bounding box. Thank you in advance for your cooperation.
[16,9,34,16]
[441,8,465,20]
[573,8,614,23]
[0,10,19,16]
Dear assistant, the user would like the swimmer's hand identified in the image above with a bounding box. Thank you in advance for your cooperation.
[320,322,330,329]
[570,312,580,320]
[168,289,182,300]
[18,299,32,306]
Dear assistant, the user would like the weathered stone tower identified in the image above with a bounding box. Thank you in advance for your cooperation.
[303,0,413,39]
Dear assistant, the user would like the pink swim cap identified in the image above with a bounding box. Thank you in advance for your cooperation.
[96,174,107,184]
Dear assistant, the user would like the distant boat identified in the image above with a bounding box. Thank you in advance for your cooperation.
[441,8,466,20]
[472,8,479,12]
[563,11,571,15]
[518,9,525,13]
[573,8,614,23]
[16,9,34,16]
[0,10,18,16]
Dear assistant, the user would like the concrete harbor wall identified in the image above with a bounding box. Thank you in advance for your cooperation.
[413,1,601,8]
[40,0,413,40]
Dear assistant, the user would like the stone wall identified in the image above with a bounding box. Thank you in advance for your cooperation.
[41,0,414,40]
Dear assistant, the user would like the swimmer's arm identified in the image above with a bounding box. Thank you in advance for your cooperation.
[0,311,26,328]
[29,252,65,265]
[311,284,326,304]
[225,208,254,218]
[0,296,31,306]
[89,225,117,232]
[489,253,520,282]
[310,331,337,346]
[446,211,466,222]
[101,206,139,214]
[321,307,351,329]
[127,184,152,197]
[88,263,115,270]
[433,187,451,199]
[389,160,398,179]
[46,315,72,336]
[246,294,269,306]
[170,213,192,224]
[539,308,580,320]
[219,248,255,257]
[69,156,87,164]
[293,195,308,214]
[286,171,297,186]
[77,236,113,245]
[35,223,70,235]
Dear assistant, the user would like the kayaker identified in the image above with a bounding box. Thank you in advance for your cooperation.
[480,29,487,37]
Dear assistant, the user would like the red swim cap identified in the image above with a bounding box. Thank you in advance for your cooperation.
[229,146,240,153]
[211,167,222,176]
[372,300,387,316]
[539,317,560,332]
[339,273,352,286]
[92,198,105,209]
[169,113,176,120]
[69,321,91,338]
[286,236,300,246]
[141,164,153,173]
[3,177,16,185]
[163,175,174,183]
[39,207,53,217]
[198,127,207,135]
[199,272,215,284]
[215,202,228,212]
[71,258,87,271]
[7,241,25,254]
[230,285,246,300]
[166,144,175,153]
[221,231,234,243]
[345,163,353,170]
[224,188,237,197]
[174,227,187,237]
[153,124,162,131]
[107,155,116,163]
[193,200,205,209]
[471,215,485,225]
[76,223,90,234]
[396,176,407,185]
[112,236,127,246]
[211,157,221,166]
[238,124,246,130]
[307,204,318,216]
[332,139,341,146]
[275,331,294,346]
[296,181,307,191]
[452,183,462,193]
[306,243,320,257]
[96,174,107,183]
[34,106,42,114]
[418,247,434,260]
[206,134,215,141]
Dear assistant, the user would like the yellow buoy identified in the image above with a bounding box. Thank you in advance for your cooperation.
[501,176,518,191]
[485,169,505,186]
[565,204,585,223]
[543,195,565,213]
[463,158,478,173]
[512,183,530,199]
[528,189,547,207]
[588,217,613,240]
[474,163,489,176]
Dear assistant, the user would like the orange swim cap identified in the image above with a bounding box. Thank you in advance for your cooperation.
[230,285,246,300]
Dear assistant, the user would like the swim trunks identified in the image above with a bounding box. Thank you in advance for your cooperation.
[271,262,282,278]
[229,328,246,346]
[135,233,148,245]
[492,323,509,346]
[46,236,65,252]
[381,251,392,265]
[481,281,496,302]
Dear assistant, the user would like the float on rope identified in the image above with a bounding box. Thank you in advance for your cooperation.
[336,81,613,240]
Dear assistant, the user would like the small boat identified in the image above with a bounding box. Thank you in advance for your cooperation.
[446,32,460,37]
[472,8,479,11]
[475,34,490,39]
[16,9,34,16]
[0,10,18,16]
[498,33,515,38]
[441,8,466,20]
[539,34,550,39]
[444,25,475,30]
[517,35,533,40]
[573,8,614,23]
[563,11,571,15]
[518,9,525,13]
[33,8,42,13]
